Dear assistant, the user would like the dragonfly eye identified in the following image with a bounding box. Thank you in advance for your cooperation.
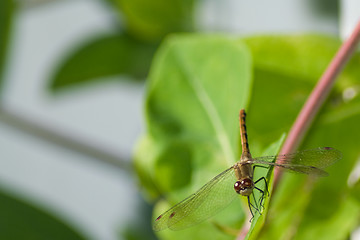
[234,179,254,196]
[234,181,242,194]
[241,178,253,188]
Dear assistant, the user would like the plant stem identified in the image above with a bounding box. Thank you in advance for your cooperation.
[274,20,360,185]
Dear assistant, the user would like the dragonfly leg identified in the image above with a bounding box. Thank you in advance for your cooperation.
[247,193,261,222]
[254,186,265,208]
[247,196,255,222]
[254,176,270,197]
[252,192,261,213]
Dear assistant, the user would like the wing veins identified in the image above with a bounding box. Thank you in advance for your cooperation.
[250,160,328,176]
[154,166,234,231]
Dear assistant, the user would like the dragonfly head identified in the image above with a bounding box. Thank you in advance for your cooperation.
[234,178,254,196]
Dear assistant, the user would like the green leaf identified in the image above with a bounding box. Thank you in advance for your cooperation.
[144,34,252,197]
[0,189,86,240]
[135,34,252,239]
[49,34,157,92]
[244,34,360,149]
[244,34,360,87]
[112,0,195,41]
[294,197,360,240]
[133,135,163,200]
[350,179,360,204]
[0,0,15,94]
[245,134,285,240]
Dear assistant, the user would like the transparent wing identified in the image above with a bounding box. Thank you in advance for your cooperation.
[250,147,342,176]
[153,166,237,231]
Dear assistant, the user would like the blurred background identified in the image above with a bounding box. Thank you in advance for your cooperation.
[0,0,359,239]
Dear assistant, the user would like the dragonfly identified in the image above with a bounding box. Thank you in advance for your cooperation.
[153,109,342,231]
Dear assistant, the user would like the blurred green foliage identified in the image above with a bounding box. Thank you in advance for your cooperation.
[49,34,158,91]
[111,0,195,41]
[136,35,253,200]
[135,34,360,239]
[0,0,15,93]
[135,35,253,239]
[49,0,196,92]
[0,189,86,240]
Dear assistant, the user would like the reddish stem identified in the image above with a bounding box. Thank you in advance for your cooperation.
[274,20,360,185]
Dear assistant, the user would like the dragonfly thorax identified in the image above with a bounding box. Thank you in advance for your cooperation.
[234,178,254,196]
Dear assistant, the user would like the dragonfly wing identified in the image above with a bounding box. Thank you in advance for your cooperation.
[153,166,237,231]
[251,147,342,176]
[250,160,329,176]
